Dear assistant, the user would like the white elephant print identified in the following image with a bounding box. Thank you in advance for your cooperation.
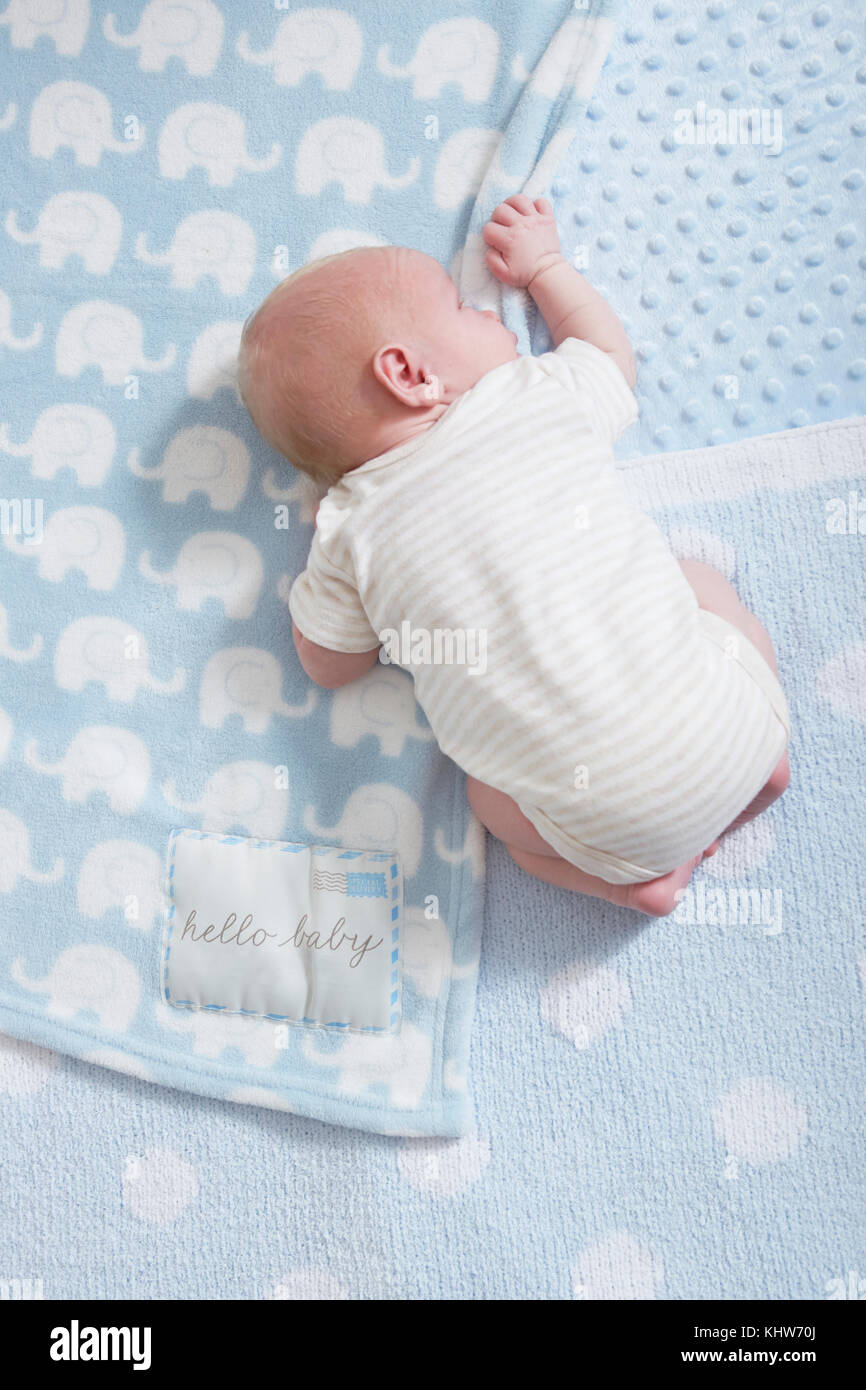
[5,190,122,273]
[0,403,115,485]
[378,19,499,102]
[77,838,165,930]
[186,320,242,400]
[162,759,288,838]
[402,907,479,1000]
[156,1001,279,1067]
[511,14,612,101]
[237,8,362,90]
[0,286,42,350]
[433,127,502,211]
[0,0,90,56]
[159,101,280,186]
[0,807,63,892]
[264,468,322,525]
[295,117,419,205]
[302,1021,431,1109]
[304,783,423,879]
[0,102,16,130]
[54,615,185,700]
[4,505,125,590]
[434,814,485,882]
[199,647,316,733]
[129,425,249,510]
[139,531,263,620]
[29,81,143,166]
[135,211,255,296]
[0,706,11,763]
[82,1048,151,1080]
[226,1087,291,1110]
[25,725,151,813]
[87,1042,150,1075]
[0,601,42,662]
[12,945,141,1031]
[103,0,224,76]
[55,300,175,385]
[330,666,434,757]
[307,228,386,262]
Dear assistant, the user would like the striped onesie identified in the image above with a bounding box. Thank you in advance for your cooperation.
[289,337,790,885]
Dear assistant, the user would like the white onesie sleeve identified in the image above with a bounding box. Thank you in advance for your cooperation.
[288,527,380,653]
[535,336,638,445]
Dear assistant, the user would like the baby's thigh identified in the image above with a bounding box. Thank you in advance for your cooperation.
[678,559,778,672]
[465,775,559,855]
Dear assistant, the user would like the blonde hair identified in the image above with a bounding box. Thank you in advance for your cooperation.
[237,246,415,487]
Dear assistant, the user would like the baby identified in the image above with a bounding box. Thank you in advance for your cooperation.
[237,195,790,916]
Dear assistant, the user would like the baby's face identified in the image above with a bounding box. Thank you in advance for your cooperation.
[408,253,519,396]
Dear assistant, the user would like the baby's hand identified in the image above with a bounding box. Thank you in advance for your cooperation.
[482,195,563,290]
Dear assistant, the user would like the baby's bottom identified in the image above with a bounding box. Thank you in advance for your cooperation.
[466,560,790,917]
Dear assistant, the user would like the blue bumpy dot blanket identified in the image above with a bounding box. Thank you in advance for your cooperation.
[0,0,619,1136]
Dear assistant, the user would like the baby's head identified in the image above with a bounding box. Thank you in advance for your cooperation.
[237,245,518,487]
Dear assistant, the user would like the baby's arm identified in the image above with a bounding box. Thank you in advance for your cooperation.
[292,623,380,689]
[483,195,636,388]
[290,504,380,688]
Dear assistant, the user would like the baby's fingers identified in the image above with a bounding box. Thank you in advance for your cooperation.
[502,193,536,217]
[533,196,553,215]
[488,200,522,226]
[484,246,511,280]
[483,219,512,251]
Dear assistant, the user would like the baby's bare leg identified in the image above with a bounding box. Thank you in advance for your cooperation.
[466,776,701,916]
[677,560,790,835]
[678,559,780,671]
